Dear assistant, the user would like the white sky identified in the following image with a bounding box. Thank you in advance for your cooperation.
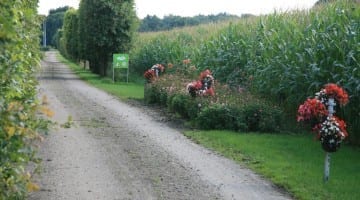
[38,0,318,18]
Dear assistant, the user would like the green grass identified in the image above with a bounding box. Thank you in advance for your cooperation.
[56,53,144,100]
[184,130,360,200]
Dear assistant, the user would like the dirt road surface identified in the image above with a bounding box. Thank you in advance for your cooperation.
[28,51,292,200]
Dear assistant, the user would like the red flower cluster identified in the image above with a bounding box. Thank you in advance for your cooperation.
[333,116,348,138]
[144,64,165,83]
[182,59,191,65]
[297,98,328,122]
[323,83,349,105]
[186,69,215,97]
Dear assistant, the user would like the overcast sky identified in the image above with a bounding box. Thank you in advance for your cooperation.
[38,0,318,18]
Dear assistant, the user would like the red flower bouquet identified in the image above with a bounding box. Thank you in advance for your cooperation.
[297,98,328,122]
[315,83,349,106]
[297,83,349,152]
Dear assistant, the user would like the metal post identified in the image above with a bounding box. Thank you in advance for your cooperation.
[127,67,129,83]
[324,98,335,182]
[328,98,335,118]
[112,65,115,83]
[43,19,47,47]
[324,152,331,182]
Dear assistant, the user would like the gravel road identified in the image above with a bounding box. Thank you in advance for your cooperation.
[28,51,292,200]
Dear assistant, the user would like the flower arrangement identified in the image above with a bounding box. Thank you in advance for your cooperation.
[315,83,349,106]
[297,98,328,122]
[144,64,165,83]
[297,83,349,152]
[186,69,215,97]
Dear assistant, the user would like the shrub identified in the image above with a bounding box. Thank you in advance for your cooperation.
[240,103,283,132]
[195,102,282,132]
[196,104,240,130]
[144,84,160,104]
[168,94,191,118]
[144,73,283,133]
[158,88,168,105]
[186,97,210,120]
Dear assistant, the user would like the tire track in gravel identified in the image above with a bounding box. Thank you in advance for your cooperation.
[29,51,292,200]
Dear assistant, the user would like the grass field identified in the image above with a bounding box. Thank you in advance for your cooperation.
[184,130,360,200]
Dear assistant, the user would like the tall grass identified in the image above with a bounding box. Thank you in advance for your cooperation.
[130,0,360,143]
[130,21,234,73]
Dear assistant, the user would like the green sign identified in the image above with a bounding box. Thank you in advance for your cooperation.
[113,54,129,69]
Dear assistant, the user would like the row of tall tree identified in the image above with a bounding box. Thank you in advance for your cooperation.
[42,6,70,47]
[138,13,242,32]
[54,0,138,76]
[137,0,342,32]
[41,10,243,48]
[42,10,243,49]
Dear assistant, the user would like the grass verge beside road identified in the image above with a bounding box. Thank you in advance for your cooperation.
[184,130,360,200]
[56,53,144,100]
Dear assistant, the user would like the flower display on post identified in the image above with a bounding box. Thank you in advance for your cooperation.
[323,83,349,105]
[144,64,165,83]
[297,83,349,152]
[186,69,215,97]
[297,83,349,182]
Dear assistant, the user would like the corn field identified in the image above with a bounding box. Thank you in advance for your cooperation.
[130,0,360,143]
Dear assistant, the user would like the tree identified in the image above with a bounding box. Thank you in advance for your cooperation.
[78,0,138,76]
[139,15,162,32]
[138,13,240,32]
[162,15,185,30]
[62,9,79,61]
[314,0,336,6]
[44,6,69,47]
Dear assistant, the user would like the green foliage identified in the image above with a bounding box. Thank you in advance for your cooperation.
[55,29,65,57]
[132,0,360,143]
[144,83,161,104]
[61,9,79,61]
[0,0,51,198]
[314,0,337,6]
[197,104,241,130]
[44,6,69,47]
[130,34,193,74]
[78,0,138,76]
[239,103,283,132]
[195,102,282,132]
[168,93,192,118]
[138,13,240,32]
[130,24,223,75]
[144,72,282,132]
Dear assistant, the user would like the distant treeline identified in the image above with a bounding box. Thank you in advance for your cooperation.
[138,13,250,32]
[42,8,248,47]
